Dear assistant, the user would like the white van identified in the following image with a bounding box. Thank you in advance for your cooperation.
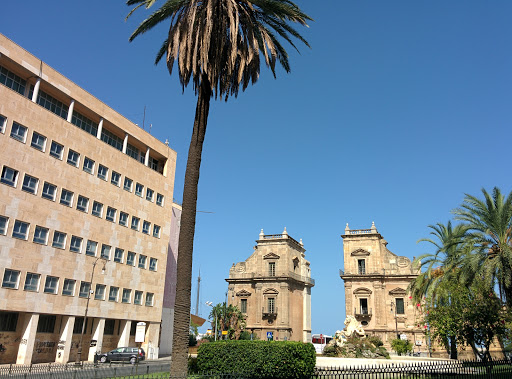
[311,334,333,354]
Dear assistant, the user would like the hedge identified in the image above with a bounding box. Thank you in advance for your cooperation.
[196,340,316,379]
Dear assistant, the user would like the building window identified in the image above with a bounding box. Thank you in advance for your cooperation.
[241,299,247,313]
[1,166,18,187]
[44,276,59,294]
[97,164,108,180]
[0,311,19,332]
[0,64,27,94]
[149,156,161,173]
[41,182,57,201]
[111,171,120,187]
[106,207,116,222]
[146,188,154,202]
[83,157,95,174]
[62,279,76,296]
[142,221,150,234]
[131,216,140,231]
[12,220,29,240]
[396,298,405,315]
[104,319,115,335]
[79,282,91,298]
[134,291,143,305]
[109,286,119,302]
[101,244,111,260]
[0,216,9,235]
[77,195,89,212]
[135,183,143,197]
[119,212,128,227]
[101,128,123,151]
[33,226,49,245]
[359,298,369,315]
[156,193,164,207]
[37,315,56,333]
[124,177,133,192]
[149,258,157,272]
[2,269,20,289]
[126,143,142,162]
[35,90,68,120]
[267,298,275,314]
[73,317,87,334]
[92,201,103,217]
[31,132,47,151]
[95,284,106,300]
[71,111,97,136]
[0,114,5,133]
[67,150,80,167]
[268,262,276,277]
[126,251,136,266]
[138,255,147,269]
[10,122,27,143]
[49,141,64,159]
[22,174,39,194]
[24,273,40,292]
[52,231,67,249]
[122,289,131,303]
[60,189,74,207]
[114,248,124,263]
[356,259,366,275]
[86,240,98,256]
[153,225,161,238]
[145,292,154,306]
[70,236,83,253]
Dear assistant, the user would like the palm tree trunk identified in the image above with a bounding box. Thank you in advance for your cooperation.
[170,73,212,376]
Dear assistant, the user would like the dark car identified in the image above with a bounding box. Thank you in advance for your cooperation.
[98,347,145,364]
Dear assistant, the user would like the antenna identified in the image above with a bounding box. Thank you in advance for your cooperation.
[142,105,146,130]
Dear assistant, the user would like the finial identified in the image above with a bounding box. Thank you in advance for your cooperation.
[259,229,264,239]
[299,238,303,246]
[345,223,350,233]
[283,227,288,236]
[371,221,377,233]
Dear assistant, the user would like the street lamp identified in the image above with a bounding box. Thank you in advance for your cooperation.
[205,301,217,341]
[76,257,107,364]
[390,301,399,339]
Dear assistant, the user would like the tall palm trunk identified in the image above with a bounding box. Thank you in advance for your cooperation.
[171,74,212,376]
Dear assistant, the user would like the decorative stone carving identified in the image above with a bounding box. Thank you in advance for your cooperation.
[330,315,366,347]
[263,252,280,260]
[350,249,371,256]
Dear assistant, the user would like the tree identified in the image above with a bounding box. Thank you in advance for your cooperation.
[126,0,311,375]
[391,339,413,356]
[453,187,512,307]
[208,302,246,340]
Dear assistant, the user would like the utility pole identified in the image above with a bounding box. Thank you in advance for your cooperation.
[195,270,201,315]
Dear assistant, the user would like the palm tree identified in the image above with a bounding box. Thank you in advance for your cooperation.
[126,0,311,374]
[453,187,512,307]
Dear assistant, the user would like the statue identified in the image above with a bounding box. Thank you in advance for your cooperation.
[330,315,366,347]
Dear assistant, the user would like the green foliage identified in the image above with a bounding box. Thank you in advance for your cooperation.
[239,330,258,340]
[322,345,338,357]
[391,339,413,356]
[325,335,389,359]
[208,302,247,340]
[367,335,384,347]
[188,356,199,373]
[197,340,316,378]
[189,333,197,347]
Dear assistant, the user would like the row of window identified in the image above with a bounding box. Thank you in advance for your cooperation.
[0,64,164,174]
[0,215,158,270]
[2,269,155,306]
[0,165,162,238]
[1,118,166,207]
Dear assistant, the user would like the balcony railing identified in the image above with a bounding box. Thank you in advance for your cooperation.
[262,306,278,317]
[229,271,315,286]
[354,308,372,319]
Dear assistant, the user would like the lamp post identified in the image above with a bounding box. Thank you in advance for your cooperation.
[390,301,399,339]
[76,257,107,365]
[205,301,217,341]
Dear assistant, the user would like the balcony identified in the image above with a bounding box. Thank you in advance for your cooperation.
[354,307,372,321]
[262,306,278,318]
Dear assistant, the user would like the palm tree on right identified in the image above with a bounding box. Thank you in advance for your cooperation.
[453,187,512,307]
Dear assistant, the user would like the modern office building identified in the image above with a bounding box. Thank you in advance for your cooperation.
[226,228,314,342]
[0,33,177,364]
[339,223,426,354]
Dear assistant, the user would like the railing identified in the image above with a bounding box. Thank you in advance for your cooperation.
[262,234,302,246]
[262,306,278,317]
[354,307,372,317]
[229,271,315,285]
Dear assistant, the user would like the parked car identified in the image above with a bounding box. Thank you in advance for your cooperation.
[98,347,145,364]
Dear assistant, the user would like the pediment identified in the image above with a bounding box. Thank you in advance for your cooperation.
[236,289,252,297]
[263,252,280,260]
[353,287,372,295]
[389,287,407,296]
[263,288,279,295]
[350,249,370,256]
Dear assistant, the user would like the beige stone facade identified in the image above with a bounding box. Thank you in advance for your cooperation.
[226,228,314,342]
[340,223,426,354]
[0,34,177,364]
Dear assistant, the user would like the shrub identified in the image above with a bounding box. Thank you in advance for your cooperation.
[189,333,197,347]
[188,356,199,373]
[367,336,384,347]
[391,339,413,356]
[197,340,316,378]
[322,345,338,357]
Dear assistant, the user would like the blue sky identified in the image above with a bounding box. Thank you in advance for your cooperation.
[3,1,511,335]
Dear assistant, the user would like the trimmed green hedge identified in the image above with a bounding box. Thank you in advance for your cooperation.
[197,340,316,378]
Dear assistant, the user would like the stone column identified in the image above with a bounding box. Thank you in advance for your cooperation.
[16,313,39,364]
[255,283,262,326]
[55,316,75,363]
[67,100,75,123]
[142,322,160,359]
[279,283,289,327]
[144,147,150,167]
[122,133,128,154]
[31,78,41,102]
[87,318,105,362]
[96,118,104,139]
[117,320,131,348]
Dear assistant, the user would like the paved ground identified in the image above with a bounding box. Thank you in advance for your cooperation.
[316,356,450,368]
